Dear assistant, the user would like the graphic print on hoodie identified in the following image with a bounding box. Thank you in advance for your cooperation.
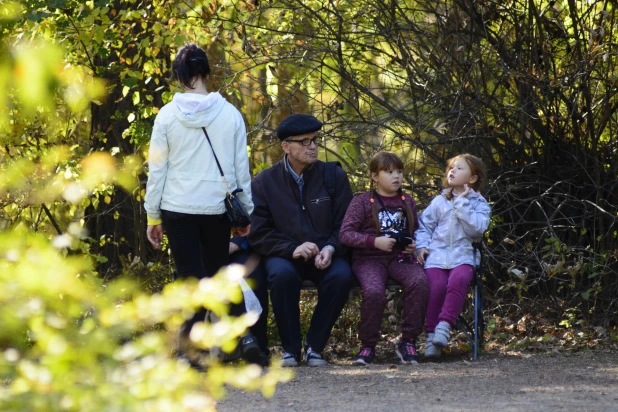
[378,206,407,234]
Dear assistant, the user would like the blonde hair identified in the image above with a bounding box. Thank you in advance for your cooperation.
[368,151,415,235]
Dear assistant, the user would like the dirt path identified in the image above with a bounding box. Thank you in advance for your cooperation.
[218,351,618,411]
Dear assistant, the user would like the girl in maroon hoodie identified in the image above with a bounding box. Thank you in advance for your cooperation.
[340,152,429,365]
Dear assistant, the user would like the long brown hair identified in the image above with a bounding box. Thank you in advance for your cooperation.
[368,151,416,235]
[443,153,487,200]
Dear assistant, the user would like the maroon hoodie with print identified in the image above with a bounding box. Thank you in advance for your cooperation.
[339,191,419,261]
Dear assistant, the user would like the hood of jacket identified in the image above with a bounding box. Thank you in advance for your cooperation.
[172,92,226,128]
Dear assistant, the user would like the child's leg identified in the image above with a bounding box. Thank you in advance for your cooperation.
[352,258,389,347]
[388,260,429,342]
[438,264,474,326]
[425,268,449,333]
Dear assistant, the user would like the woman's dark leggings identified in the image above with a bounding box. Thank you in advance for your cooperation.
[161,210,231,335]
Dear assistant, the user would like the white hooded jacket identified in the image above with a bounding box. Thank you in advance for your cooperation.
[415,188,490,269]
[144,92,253,221]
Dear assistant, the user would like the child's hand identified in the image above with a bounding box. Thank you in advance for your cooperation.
[416,248,429,265]
[233,224,250,237]
[375,236,396,252]
[403,241,416,255]
[458,184,470,198]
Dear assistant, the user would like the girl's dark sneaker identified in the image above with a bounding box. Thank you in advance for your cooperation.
[352,346,375,366]
[396,340,419,364]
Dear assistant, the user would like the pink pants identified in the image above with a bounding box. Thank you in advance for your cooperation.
[425,265,474,332]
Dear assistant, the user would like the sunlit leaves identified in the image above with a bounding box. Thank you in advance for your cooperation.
[10,42,63,115]
[61,65,107,111]
[0,231,292,410]
[0,7,294,408]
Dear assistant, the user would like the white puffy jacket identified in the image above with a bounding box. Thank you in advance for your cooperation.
[415,189,490,269]
[144,92,253,221]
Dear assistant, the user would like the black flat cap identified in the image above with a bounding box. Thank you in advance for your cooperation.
[276,114,323,141]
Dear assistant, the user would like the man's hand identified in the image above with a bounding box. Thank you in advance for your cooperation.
[375,236,396,252]
[234,224,250,237]
[293,242,320,262]
[416,247,429,265]
[315,246,334,270]
[403,241,417,255]
[147,224,163,249]
[229,242,241,255]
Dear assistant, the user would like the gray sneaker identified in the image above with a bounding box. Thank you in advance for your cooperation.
[425,339,442,359]
[281,352,299,367]
[305,347,328,367]
[432,321,451,348]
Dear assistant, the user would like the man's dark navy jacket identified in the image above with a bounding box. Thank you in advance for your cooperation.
[248,159,353,259]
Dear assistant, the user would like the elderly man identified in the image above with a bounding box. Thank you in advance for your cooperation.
[249,114,354,367]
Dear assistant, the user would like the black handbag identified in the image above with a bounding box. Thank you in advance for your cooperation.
[201,127,251,228]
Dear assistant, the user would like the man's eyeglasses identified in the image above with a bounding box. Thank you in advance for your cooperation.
[285,134,322,146]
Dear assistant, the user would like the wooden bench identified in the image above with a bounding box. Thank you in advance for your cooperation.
[300,279,402,291]
[301,277,483,359]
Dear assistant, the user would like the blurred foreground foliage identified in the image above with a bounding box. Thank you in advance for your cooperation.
[0,5,291,410]
[0,230,291,411]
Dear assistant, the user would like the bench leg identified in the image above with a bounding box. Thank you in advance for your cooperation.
[473,283,480,360]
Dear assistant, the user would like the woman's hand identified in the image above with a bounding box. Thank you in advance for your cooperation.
[375,236,396,252]
[147,224,163,249]
[233,225,250,237]
[416,247,429,265]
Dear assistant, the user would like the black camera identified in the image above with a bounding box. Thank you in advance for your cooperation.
[384,231,413,249]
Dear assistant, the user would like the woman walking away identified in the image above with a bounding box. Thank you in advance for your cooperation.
[144,43,257,365]
[415,153,490,359]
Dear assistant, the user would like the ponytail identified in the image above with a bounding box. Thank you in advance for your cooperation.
[172,43,211,89]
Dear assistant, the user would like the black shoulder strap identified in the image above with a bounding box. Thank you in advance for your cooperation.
[202,127,238,196]
[323,161,341,200]
[201,127,225,177]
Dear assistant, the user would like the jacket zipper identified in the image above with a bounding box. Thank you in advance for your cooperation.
[446,202,455,269]
[310,197,330,205]
[300,186,305,211]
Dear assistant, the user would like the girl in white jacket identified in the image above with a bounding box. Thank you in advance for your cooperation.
[144,43,257,362]
[415,154,490,358]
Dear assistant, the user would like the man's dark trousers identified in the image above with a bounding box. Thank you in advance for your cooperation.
[265,256,353,356]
